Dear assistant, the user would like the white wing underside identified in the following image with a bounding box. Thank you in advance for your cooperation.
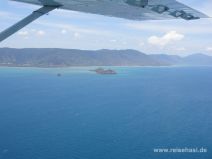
[62,0,208,20]
[11,0,208,20]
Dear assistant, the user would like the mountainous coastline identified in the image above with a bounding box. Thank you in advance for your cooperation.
[0,48,212,67]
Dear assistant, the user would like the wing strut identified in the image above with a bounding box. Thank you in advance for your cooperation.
[0,6,58,42]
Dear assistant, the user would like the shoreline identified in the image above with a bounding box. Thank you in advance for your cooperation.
[0,65,212,69]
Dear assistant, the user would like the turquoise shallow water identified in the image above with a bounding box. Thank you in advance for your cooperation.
[0,66,211,159]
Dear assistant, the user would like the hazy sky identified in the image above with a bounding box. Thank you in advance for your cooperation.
[0,0,212,55]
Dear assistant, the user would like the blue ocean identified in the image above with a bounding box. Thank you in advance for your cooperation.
[0,67,211,159]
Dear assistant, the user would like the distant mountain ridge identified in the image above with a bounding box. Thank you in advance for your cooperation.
[0,48,212,67]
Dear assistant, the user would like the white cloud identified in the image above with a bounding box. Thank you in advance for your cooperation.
[177,47,186,51]
[206,47,212,51]
[61,29,67,34]
[74,32,80,38]
[34,21,113,36]
[17,31,29,39]
[36,30,45,36]
[126,20,212,34]
[18,30,45,37]
[18,31,29,36]
[110,39,117,43]
[148,31,185,47]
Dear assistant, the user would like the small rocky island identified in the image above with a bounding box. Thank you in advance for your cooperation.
[90,68,117,75]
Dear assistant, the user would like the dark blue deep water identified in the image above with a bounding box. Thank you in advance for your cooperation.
[0,67,211,159]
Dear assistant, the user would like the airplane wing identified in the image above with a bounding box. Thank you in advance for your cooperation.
[0,0,209,42]
[11,0,208,21]
[59,0,209,21]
